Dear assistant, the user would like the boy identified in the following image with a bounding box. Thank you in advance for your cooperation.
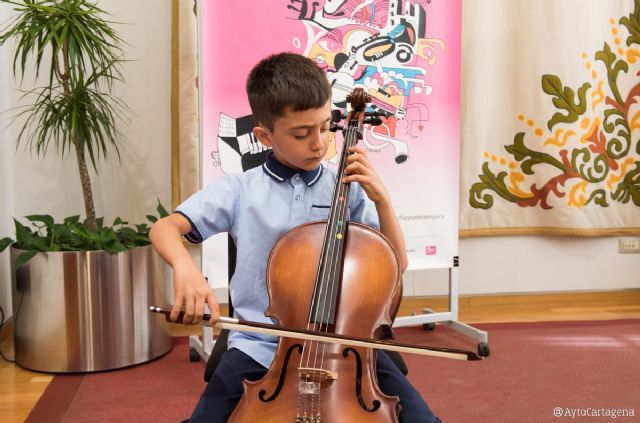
[150,52,441,422]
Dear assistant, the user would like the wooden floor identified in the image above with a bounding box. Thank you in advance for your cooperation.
[1,290,639,423]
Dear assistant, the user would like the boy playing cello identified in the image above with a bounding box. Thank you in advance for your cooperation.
[150,52,441,423]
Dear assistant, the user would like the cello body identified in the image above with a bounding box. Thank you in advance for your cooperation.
[228,220,403,422]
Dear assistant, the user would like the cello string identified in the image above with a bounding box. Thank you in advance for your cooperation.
[296,113,360,420]
[304,161,340,368]
[296,121,355,420]
[298,121,354,418]
[312,122,354,339]
[300,121,350,368]
[301,124,353,420]
[307,124,348,371]
[316,122,357,372]
[297,125,353,419]
[316,123,353,336]
[309,122,355,421]
[322,122,356,336]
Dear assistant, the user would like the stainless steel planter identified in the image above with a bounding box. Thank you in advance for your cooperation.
[10,245,173,373]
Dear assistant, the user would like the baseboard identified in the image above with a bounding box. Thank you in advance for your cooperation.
[397,289,640,322]
[402,288,640,308]
[214,287,640,306]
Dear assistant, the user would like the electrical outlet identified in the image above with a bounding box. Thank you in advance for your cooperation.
[619,239,640,253]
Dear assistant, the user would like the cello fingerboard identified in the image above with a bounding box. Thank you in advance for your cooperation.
[308,104,363,326]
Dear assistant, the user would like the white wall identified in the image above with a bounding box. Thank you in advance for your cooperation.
[0,1,15,322]
[404,236,640,298]
[1,1,638,321]
[0,0,172,318]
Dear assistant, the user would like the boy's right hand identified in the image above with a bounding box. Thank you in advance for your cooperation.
[170,257,220,325]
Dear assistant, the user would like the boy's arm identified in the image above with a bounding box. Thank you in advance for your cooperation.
[149,213,220,324]
[342,146,409,273]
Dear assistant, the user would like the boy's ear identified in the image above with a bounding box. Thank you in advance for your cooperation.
[253,126,272,148]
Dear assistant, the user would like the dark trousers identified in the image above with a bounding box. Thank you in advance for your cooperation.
[186,348,441,423]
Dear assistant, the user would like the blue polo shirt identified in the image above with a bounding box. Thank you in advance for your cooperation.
[176,152,379,368]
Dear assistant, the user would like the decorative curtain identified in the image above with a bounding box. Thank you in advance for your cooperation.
[460,0,640,236]
[173,0,640,235]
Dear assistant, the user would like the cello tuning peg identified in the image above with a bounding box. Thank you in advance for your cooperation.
[365,110,393,118]
[330,122,344,133]
[331,109,345,123]
[364,117,383,126]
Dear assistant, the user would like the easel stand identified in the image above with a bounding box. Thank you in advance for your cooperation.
[394,257,490,357]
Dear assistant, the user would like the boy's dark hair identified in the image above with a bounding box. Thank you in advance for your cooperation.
[246,52,332,131]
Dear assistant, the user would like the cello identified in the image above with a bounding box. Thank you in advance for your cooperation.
[230,88,412,422]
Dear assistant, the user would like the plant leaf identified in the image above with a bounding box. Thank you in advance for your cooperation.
[13,218,34,248]
[25,214,54,229]
[0,237,14,253]
[156,199,169,218]
[16,250,38,268]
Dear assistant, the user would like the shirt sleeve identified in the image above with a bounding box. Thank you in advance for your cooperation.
[348,183,380,230]
[175,175,238,243]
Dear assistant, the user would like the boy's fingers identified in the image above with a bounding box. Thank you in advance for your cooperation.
[343,174,366,184]
[170,297,184,322]
[207,291,220,324]
[183,295,196,324]
[348,146,368,159]
[194,297,205,324]
[346,152,372,168]
[345,162,371,177]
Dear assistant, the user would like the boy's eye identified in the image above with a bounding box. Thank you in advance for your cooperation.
[293,134,306,140]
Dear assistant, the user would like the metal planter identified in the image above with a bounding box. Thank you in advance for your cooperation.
[10,245,172,373]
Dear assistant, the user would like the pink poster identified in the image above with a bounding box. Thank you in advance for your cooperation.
[199,0,461,272]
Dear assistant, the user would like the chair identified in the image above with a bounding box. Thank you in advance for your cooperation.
[203,236,408,382]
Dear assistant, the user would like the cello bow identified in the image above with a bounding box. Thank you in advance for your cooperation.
[150,306,482,361]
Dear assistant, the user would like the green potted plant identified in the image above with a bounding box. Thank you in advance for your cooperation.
[0,0,173,372]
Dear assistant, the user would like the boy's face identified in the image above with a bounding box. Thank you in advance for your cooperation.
[253,101,332,172]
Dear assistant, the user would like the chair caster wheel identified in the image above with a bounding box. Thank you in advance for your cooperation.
[422,322,436,331]
[478,342,490,357]
[189,347,201,362]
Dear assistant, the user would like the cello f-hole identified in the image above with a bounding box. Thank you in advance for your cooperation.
[343,347,381,413]
[259,344,303,402]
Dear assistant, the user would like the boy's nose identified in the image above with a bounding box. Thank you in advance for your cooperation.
[309,130,325,150]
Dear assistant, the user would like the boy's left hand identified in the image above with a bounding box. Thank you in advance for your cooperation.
[342,145,389,205]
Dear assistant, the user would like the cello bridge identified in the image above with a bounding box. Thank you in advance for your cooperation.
[298,367,336,395]
[298,367,338,381]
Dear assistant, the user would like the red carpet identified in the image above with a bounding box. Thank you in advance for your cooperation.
[403,320,640,422]
[26,320,640,422]
[25,338,205,423]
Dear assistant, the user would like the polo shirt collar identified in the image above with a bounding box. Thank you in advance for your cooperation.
[262,151,323,186]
